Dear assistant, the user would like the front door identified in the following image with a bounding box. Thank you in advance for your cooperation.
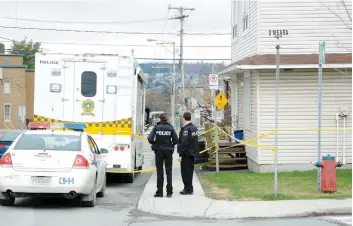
[73,62,106,131]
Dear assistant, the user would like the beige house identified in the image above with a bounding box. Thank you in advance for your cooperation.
[219,0,352,172]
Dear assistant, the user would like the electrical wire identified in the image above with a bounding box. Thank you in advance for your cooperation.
[0,25,231,36]
[0,16,169,24]
[5,49,230,61]
[0,38,231,48]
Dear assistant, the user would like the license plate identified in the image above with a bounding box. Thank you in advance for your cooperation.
[31,176,51,185]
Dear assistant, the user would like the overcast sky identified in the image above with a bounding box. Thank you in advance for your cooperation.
[0,0,231,63]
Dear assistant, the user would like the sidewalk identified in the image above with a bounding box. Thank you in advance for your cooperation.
[137,158,352,219]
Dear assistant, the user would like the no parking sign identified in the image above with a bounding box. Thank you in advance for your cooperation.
[209,74,218,90]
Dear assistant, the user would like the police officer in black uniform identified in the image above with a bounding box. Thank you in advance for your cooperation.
[177,112,199,195]
[147,113,178,198]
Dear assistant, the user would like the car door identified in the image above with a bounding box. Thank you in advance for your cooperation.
[88,136,103,186]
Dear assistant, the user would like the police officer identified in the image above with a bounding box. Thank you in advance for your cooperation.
[147,113,178,198]
[177,112,199,195]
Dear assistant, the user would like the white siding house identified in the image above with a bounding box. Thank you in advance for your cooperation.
[221,0,352,172]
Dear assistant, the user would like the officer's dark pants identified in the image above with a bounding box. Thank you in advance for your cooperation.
[181,155,194,192]
[155,149,173,194]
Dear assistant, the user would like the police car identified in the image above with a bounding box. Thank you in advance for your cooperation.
[0,122,106,207]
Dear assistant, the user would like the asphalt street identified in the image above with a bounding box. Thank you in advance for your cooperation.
[0,142,351,226]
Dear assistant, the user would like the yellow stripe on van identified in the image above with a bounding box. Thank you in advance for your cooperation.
[33,114,132,135]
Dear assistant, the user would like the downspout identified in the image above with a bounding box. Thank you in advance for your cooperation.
[340,107,349,165]
[335,112,340,162]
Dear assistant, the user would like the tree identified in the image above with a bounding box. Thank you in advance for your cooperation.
[321,0,352,31]
[320,0,352,76]
[10,38,41,69]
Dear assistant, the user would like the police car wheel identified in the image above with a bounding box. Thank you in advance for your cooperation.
[97,174,106,198]
[0,197,15,206]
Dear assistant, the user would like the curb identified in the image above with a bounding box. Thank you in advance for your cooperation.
[137,197,352,219]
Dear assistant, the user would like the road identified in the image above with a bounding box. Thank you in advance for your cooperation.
[0,142,351,226]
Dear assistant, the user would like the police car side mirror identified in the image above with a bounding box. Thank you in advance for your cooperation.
[100,148,109,154]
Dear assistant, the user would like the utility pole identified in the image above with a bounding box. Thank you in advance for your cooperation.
[168,5,194,113]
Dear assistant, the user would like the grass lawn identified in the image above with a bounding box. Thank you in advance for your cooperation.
[200,169,352,201]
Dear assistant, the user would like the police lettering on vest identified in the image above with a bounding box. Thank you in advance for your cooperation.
[156,131,171,136]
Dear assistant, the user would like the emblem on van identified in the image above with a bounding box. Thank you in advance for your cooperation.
[81,99,95,116]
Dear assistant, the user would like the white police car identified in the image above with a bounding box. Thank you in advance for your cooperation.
[0,122,106,207]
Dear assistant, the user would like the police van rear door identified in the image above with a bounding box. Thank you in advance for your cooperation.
[73,60,106,130]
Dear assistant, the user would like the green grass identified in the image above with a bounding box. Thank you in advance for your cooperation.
[201,169,352,201]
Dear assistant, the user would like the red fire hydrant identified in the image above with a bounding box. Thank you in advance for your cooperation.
[314,154,342,193]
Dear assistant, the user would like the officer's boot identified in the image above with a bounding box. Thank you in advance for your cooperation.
[154,190,163,198]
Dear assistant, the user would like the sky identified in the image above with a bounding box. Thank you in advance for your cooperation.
[0,0,232,64]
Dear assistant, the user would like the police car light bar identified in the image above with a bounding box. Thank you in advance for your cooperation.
[64,123,87,131]
[28,122,51,129]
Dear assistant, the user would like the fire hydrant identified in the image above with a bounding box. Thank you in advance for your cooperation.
[314,154,343,193]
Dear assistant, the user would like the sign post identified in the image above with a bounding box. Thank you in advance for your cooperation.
[269,28,288,197]
[209,74,220,172]
[214,91,228,172]
[317,41,325,192]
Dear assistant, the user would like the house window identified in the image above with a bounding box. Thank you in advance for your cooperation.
[81,71,97,97]
[4,82,10,94]
[243,72,251,129]
[232,0,238,39]
[4,104,11,122]
[243,0,249,32]
[232,25,238,39]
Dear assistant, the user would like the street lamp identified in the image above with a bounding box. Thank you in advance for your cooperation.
[147,39,177,128]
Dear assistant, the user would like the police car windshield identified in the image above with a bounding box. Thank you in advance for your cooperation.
[0,130,24,142]
[13,134,81,151]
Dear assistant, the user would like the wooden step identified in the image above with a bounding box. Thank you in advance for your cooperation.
[207,164,248,169]
[219,142,245,148]
[217,150,245,154]
[208,157,247,161]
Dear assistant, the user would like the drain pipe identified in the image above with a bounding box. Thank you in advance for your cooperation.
[335,112,340,162]
[340,107,349,165]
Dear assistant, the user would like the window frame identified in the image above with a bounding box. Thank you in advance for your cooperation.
[88,135,100,154]
[232,0,238,39]
[3,103,11,122]
[81,71,97,97]
[4,82,11,94]
[242,0,250,33]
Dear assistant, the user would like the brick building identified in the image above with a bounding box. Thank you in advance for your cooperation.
[0,53,34,129]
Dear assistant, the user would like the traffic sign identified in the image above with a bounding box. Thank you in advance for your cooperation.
[215,91,228,110]
[209,74,218,90]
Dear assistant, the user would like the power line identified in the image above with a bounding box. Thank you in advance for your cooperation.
[0,38,231,48]
[0,25,231,36]
[5,49,230,61]
[0,16,169,24]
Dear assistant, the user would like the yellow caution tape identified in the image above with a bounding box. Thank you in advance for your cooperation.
[198,127,215,137]
[133,134,148,141]
[199,145,215,154]
[2,123,11,130]
[214,125,275,150]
